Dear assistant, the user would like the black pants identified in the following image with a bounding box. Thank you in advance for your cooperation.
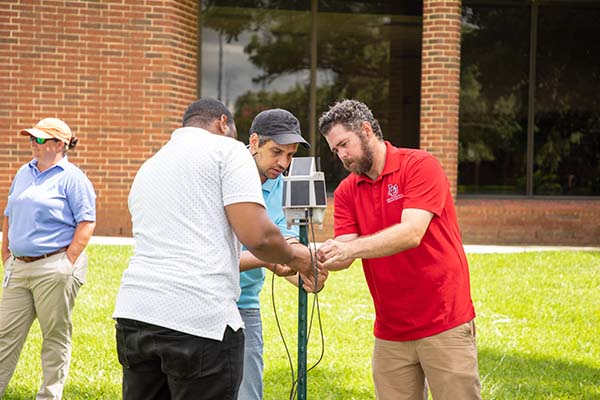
[115,318,244,400]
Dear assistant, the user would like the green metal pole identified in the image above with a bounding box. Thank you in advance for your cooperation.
[297,224,309,399]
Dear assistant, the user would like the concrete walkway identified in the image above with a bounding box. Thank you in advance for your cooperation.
[90,236,135,246]
[89,236,599,254]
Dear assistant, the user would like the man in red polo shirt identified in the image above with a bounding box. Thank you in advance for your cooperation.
[317,100,481,400]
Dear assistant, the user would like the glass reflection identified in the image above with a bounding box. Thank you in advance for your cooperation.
[201,1,421,188]
[315,8,421,185]
[534,5,600,196]
[459,5,530,195]
[201,4,311,145]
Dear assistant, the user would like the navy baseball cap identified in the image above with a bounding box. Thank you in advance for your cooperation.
[249,109,310,150]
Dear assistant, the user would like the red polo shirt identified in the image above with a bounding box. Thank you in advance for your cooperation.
[333,142,475,341]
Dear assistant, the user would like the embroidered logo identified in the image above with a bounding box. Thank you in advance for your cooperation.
[386,184,403,203]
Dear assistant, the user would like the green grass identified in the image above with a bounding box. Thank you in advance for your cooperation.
[1,246,599,399]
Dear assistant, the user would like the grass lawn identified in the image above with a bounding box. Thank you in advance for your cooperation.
[1,246,599,399]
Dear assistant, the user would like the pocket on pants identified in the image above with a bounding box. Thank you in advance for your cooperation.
[72,252,88,285]
[2,257,14,288]
[115,322,131,369]
[469,320,477,338]
[3,256,14,269]
[161,333,209,380]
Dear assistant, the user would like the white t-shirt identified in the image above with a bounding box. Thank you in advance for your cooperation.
[113,127,265,340]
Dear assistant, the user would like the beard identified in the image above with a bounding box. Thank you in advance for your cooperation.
[342,135,373,175]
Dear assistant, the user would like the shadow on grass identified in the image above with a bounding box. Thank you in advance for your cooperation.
[479,348,600,399]
[267,349,600,399]
[6,349,597,399]
[5,367,367,400]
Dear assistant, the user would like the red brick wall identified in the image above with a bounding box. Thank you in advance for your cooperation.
[314,197,600,246]
[456,198,600,246]
[3,1,597,246]
[0,0,199,235]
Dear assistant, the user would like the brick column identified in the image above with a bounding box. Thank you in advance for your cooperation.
[420,0,462,197]
[0,0,199,236]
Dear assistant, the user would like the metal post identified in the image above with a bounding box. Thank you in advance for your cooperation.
[526,4,538,197]
[297,223,309,399]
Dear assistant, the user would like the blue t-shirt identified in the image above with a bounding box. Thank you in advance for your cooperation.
[5,156,96,257]
[237,175,298,309]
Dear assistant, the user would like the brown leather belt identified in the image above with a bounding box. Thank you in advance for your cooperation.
[14,247,68,263]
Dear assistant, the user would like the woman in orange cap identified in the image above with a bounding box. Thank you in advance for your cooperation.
[0,118,96,399]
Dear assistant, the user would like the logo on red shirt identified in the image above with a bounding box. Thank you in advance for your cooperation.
[386,184,403,203]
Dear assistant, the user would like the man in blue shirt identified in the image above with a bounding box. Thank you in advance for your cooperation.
[237,109,327,400]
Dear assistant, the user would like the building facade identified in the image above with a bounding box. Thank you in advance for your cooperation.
[1,0,599,245]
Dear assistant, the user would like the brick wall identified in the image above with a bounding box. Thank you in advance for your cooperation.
[0,0,199,236]
[420,0,461,196]
[313,197,600,246]
[456,198,600,246]
[3,1,597,246]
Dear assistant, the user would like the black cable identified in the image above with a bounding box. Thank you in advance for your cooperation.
[271,233,303,400]
[270,210,327,399]
[271,271,295,397]
[289,211,326,399]
[306,214,325,373]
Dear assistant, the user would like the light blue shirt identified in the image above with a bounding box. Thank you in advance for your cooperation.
[5,156,96,257]
[237,174,298,309]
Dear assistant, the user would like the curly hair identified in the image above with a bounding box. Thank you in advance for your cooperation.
[318,99,383,140]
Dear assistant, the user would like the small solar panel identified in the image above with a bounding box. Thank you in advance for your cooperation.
[290,158,312,176]
[314,180,326,206]
[290,181,310,206]
[283,157,327,226]
[282,180,287,207]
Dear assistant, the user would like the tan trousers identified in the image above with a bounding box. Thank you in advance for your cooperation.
[372,320,482,400]
[0,251,87,400]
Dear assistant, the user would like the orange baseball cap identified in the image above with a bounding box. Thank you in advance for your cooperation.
[20,118,73,145]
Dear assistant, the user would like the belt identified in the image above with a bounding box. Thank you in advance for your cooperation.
[14,247,68,263]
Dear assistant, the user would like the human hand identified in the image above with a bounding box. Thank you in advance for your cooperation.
[66,251,77,265]
[266,263,296,277]
[316,246,326,263]
[318,239,353,267]
[300,261,329,293]
[287,244,312,275]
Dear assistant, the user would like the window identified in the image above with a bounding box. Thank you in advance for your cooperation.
[200,1,422,188]
[534,5,600,195]
[459,5,530,195]
[460,1,600,196]
[201,2,311,144]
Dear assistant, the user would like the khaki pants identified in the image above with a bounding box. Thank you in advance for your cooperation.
[372,320,482,400]
[0,251,87,400]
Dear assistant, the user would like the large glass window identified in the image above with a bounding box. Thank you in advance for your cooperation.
[534,5,600,195]
[459,5,530,195]
[201,2,311,142]
[460,1,600,196]
[201,1,422,188]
